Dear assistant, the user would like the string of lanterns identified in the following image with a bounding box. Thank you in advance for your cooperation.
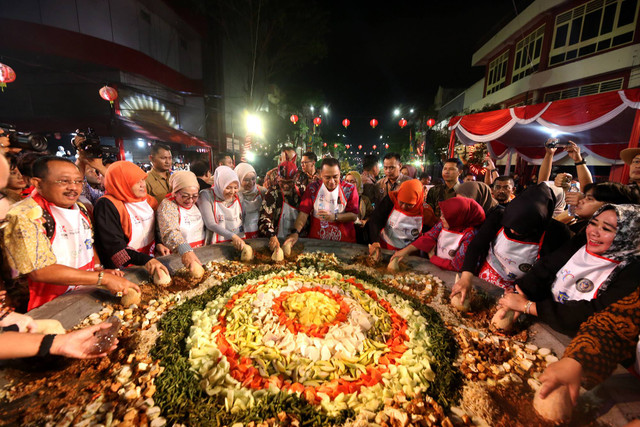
[288,114,436,129]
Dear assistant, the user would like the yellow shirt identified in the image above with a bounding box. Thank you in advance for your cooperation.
[146,169,171,205]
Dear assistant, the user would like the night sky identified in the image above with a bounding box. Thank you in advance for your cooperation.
[290,0,534,123]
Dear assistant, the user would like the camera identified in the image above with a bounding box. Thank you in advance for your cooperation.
[73,128,119,161]
[0,124,49,152]
[544,138,569,149]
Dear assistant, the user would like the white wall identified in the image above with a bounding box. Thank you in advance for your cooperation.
[0,0,202,80]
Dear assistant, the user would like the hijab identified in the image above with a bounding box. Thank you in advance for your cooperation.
[501,183,555,240]
[438,197,486,232]
[212,166,240,200]
[169,171,199,194]
[456,181,498,214]
[389,179,424,216]
[346,170,363,195]
[234,163,259,198]
[590,204,640,291]
[102,161,157,240]
[403,165,417,179]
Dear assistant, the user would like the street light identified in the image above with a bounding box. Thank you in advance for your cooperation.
[246,114,263,135]
[323,106,329,115]
[393,108,400,117]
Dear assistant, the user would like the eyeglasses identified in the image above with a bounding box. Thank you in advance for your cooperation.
[51,179,84,187]
[177,192,199,200]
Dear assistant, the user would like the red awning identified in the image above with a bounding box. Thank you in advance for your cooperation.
[117,116,209,148]
[448,89,640,164]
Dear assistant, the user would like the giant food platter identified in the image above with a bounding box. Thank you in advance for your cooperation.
[0,239,636,426]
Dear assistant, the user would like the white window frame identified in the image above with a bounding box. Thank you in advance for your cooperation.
[512,25,545,83]
[486,51,510,95]
[543,77,624,101]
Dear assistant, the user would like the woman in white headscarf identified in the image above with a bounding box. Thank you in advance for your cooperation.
[196,166,245,250]
[156,171,205,270]
[235,162,266,239]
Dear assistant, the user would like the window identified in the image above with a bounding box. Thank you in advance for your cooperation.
[486,51,509,95]
[512,25,545,83]
[543,77,624,101]
[549,0,638,66]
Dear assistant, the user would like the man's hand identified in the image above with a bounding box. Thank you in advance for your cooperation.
[50,323,119,359]
[539,357,583,405]
[564,141,582,163]
[484,153,496,169]
[0,312,37,332]
[231,234,245,251]
[155,244,171,257]
[181,251,202,269]
[316,209,333,221]
[102,274,141,296]
[269,236,280,251]
[284,233,299,248]
[544,140,558,155]
[144,258,170,278]
[450,271,473,305]
[564,190,584,207]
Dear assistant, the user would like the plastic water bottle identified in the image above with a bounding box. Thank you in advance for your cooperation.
[568,182,579,216]
[319,195,328,228]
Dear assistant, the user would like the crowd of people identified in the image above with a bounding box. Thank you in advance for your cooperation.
[0,131,639,415]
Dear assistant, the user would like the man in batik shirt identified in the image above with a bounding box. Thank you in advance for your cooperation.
[259,161,304,251]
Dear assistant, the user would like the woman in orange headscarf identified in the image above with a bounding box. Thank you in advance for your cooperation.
[93,161,170,276]
[367,179,427,254]
[390,196,486,271]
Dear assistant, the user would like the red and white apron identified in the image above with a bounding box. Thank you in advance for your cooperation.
[277,196,299,239]
[241,192,262,239]
[125,200,156,255]
[551,246,618,303]
[210,196,243,243]
[479,228,544,290]
[436,229,465,260]
[380,209,422,250]
[178,204,205,248]
[28,204,94,310]
[308,183,355,243]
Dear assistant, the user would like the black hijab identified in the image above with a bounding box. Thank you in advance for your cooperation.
[501,183,556,241]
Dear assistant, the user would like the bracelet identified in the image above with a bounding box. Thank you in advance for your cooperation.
[574,160,586,166]
[37,334,57,357]
[96,271,104,287]
[524,300,533,315]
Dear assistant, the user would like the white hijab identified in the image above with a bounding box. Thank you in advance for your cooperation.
[213,166,240,200]
[234,162,258,197]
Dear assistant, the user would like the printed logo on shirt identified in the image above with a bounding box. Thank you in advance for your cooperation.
[410,228,419,238]
[448,249,456,257]
[575,278,595,293]
[518,263,532,273]
[84,238,93,250]
[556,291,570,303]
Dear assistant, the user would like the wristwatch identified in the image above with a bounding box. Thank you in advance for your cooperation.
[334,213,338,221]
[289,228,300,235]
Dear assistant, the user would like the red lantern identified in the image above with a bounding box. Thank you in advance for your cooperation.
[290,114,299,124]
[345,144,350,149]
[0,63,16,91]
[323,142,327,147]
[385,143,389,149]
[313,117,322,126]
[427,118,436,127]
[99,86,118,105]
[372,145,377,150]
[399,118,407,128]
[342,118,350,128]
[370,118,378,128]
[334,143,338,148]
[358,145,363,150]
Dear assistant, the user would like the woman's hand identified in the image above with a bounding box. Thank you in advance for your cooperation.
[104,269,125,278]
[1,312,37,332]
[144,258,169,278]
[155,244,171,257]
[50,323,119,359]
[181,251,202,269]
[498,285,531,314]
[231,234,245,251]
[102,274,141,296]
[450,271,473,305]
[269,236,280,251]
[539,357,583,406]
[284,233,298,248]
[368,243,381,263]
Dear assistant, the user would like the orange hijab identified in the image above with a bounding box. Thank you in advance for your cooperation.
[102,161,158,240]
[389,179,424,216]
